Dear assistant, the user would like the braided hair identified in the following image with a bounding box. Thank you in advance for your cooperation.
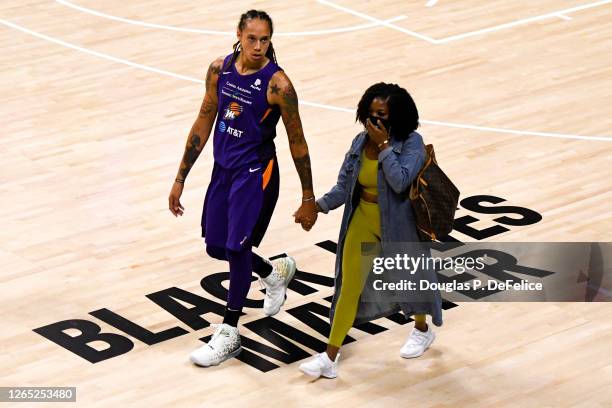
[356,83,420,141]
[226,10,277,71]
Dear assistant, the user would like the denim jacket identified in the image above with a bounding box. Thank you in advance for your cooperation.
[317,131,443,326]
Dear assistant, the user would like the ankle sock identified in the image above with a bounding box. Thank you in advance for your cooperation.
[253,254,272,278]
[223,308,241,327]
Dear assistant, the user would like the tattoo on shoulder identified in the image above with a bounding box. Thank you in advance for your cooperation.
[270,83,280,95]
[205,61,222,91]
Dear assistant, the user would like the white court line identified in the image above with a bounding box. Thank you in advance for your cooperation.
[0,18,610,142]
[436,0,611,43]
[419,120,612,142]
[0,19,202,84]
[58,0,612,44]
[316,0,439,44]
[55,0,407,37]
[318,0,611,44]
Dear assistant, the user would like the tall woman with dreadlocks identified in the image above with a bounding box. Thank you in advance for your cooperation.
[299,83,443,379]
[168,10,317,367]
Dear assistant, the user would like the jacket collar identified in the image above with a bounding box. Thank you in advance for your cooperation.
[348,132,367,157]
[349,131,405,156]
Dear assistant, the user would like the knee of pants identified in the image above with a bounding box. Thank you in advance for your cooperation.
[337,284,363,304]
[205,245,227,261]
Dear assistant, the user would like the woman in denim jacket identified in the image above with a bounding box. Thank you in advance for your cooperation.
[299,83,443,379]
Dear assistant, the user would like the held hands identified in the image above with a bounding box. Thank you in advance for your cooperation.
[168,181,185,216]
[293,199,318,231]
[365,118,390,148]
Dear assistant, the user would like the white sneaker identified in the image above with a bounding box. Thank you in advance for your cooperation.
[400,326,435,359]
[190,323,241,367]
[299,352,339,379]
[261,256,296,316]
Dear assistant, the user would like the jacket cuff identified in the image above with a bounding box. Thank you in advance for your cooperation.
[316,197,330,214]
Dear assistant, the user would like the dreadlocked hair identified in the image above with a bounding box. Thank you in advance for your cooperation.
[225,10,277,71]
[356,82,420,141]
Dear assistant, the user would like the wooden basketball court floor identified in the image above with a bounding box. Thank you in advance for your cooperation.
[1,1,611,406]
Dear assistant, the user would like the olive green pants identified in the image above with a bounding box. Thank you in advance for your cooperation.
[329,199,425,347]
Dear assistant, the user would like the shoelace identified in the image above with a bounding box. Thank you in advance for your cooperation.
[276,260,289,279]
[317,352,337,367]
[410,329,429,345]
[207,324,228,350]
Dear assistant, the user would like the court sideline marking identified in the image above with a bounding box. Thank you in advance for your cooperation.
[0,18,610,142]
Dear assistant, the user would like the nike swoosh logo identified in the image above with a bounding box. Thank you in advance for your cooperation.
[249,167,261,173]
[222,71,231,74]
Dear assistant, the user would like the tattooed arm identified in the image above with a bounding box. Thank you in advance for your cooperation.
[169,57,223,216]
[268,71,317,230]
[176,57,223,182]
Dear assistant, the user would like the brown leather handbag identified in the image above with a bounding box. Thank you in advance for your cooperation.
[409,144,460,241]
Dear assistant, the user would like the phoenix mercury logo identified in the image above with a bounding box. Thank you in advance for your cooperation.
[223,102,243,120]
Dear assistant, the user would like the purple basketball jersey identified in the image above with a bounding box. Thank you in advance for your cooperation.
[213,54,282,169]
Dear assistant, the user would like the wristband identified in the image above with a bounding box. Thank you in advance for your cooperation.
[175,178,185,184]
[377,139,390,150]
[302,196,315,202]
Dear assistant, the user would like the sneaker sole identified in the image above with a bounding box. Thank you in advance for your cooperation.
[400,332,435,359]
[264,257,297,317]
[190,346,242,367]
